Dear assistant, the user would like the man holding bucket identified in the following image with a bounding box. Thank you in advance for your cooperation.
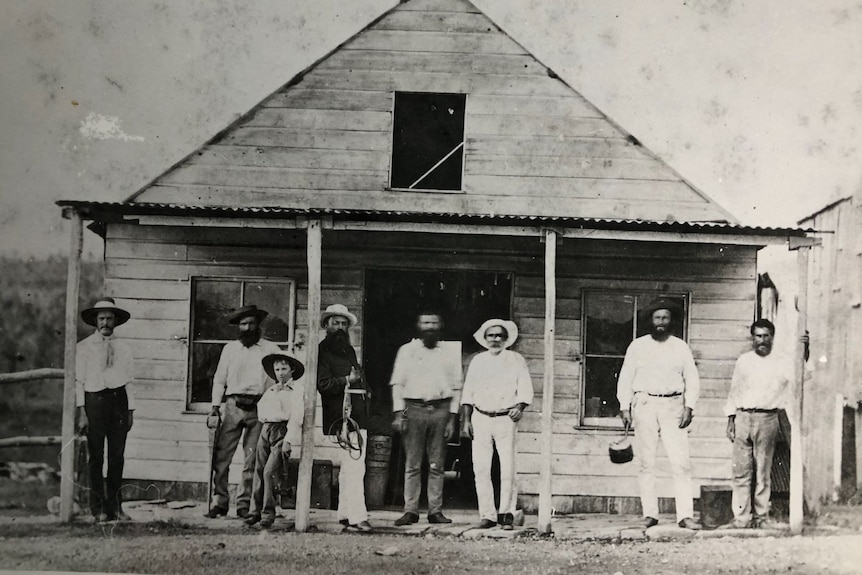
[617,297,702,530]
[460,319,533,530]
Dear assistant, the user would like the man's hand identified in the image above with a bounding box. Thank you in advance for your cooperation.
[347,366,361,385]
[725,417,736,442]
[77,407,89,434]
[444,414,457,441]
[280,440,292,455]
[461,419,473,440]
[391,411,405,434]
[209,405,220,417]
[508,404,526,422]
[679,406,694,429]
[620,409,632,428]
[127,411,134,432]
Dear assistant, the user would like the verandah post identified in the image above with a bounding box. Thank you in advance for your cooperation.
[790,244,809,534]
[537,228,557,534]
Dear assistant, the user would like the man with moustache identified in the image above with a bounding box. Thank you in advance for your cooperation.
[206,305,282,519]
[317,304,373,533]
[617,297,702,530]
[722,319,795,529]
[76,298,136,522]
[390,310,462,526]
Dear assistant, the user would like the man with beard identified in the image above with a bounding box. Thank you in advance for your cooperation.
[76,298,135,522]
[206,305,282,519]
[317,304,373,533]
[617,297,702,530]
[390,310,462,526]
[721,319,794,529]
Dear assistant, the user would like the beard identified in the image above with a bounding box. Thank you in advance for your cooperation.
[238,328,261,347]
[328,329,351,348]
[420,329,441,348]
[650,325,669,340]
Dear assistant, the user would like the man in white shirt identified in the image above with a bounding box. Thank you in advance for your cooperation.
[460,319,533,530]
[722,318,794,529]
[206,305,282,519]
[76,298,135,523]
[390,310,462,526]
[617,297,702,530]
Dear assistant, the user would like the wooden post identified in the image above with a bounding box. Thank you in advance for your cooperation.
[60,209,83,523]
[295,218,322,533]
[537,229,557,534]
[790,245,809,534]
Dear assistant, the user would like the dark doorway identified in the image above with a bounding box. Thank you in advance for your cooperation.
[363,268,513,509]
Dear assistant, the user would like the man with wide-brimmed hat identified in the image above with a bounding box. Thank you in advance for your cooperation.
[76,297,135,522]
[616,297,702,530]
[460,319,533,530]
[206,304,282,519]
[317,304,373,532]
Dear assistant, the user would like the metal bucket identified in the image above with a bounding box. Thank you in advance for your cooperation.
[609,424,633,464]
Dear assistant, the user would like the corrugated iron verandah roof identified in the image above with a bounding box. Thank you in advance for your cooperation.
[58,200,811,239]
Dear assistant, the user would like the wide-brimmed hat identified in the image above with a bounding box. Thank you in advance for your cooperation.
[262,352,305,381]
[228,304,269,325]
[473,319,519,350]
[320,304,358,328]
[640,297,682,319]
[81,298,130,327]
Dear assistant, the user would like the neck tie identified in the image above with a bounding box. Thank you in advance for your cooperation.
[105,338,114,368]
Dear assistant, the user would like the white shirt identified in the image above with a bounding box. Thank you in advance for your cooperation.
[211,339,283,407]
[389,339,463,414]
[257,380,304,445]
[616,335,700,411]
[724,350,794,416]
[75,332,136,409]
[461,350,534,412]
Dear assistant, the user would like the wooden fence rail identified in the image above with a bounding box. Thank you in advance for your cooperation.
[0,368,64,385]
[0,436,61,448]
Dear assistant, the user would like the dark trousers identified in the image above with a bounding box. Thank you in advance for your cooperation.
[402,400,450,515]
[84,387,129,518]
[251,422,287,519]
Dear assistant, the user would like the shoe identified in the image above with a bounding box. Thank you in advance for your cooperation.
[754,517,785,530]
[427,512,452,524]
[244,514,261,526]
[95,512,109,523]
[236,508,251,519]
[345,520,373,533]
[338,519,349,526]
[113,510,132,522]
[643,516,659,528]
[476,519,496,529]
[501,523,514,531]
[259,516,275,528]
[394,512,420,526]
[717,519,751,530]
[204,506,228,518]
[678,517,702,530]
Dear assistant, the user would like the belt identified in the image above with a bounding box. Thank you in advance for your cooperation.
[86,386,126,396]
[404,398,451,408]
[645,391,682,398]
[738,408,779,413]
[474,406,512,418]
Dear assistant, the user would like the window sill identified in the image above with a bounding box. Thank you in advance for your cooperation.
[385,187,465,195]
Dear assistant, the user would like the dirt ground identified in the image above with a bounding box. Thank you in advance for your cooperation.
[1,519,862,575]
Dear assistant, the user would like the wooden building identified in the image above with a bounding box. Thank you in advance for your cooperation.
[58,0,813,524]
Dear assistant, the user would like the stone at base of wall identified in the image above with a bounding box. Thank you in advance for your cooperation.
[517,494,683,516]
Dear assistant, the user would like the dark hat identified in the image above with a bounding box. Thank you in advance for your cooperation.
[262,352,305,382]
[641,297,682,318]
[81,298,131,327]
[228,304,269,325]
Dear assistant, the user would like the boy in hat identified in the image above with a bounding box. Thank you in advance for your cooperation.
[76,297,135,522]
[460,319,533,530]
[245,353,305,528]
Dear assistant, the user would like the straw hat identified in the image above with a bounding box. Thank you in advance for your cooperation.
[320,304,358,328]
[81,298,130,327]
[473,319,519,350]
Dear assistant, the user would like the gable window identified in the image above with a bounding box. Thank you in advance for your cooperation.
[581,290,689,427]
[187,277,296,411]
[390,92,466,191]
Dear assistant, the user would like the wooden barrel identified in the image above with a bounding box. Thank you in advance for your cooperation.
[364,435,392,508]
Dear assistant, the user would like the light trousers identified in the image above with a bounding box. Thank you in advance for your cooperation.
[731,411,779,522]
[212,397,262,511]
[631,393,695,521]
[333,428,368,524]
[472,411,518,522]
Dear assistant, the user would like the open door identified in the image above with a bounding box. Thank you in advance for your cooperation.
[363,268,513,509]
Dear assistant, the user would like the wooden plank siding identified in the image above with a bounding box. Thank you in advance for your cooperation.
[133,0,730,225]
[105,222,755,498]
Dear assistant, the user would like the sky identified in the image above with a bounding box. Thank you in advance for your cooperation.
[0,0,860,259]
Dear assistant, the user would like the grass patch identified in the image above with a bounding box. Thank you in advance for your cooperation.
[0,477,57,517]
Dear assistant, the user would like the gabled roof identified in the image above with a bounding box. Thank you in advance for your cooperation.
[127,0,737,225]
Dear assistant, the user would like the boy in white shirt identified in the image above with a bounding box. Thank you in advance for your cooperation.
[245,353,304,528]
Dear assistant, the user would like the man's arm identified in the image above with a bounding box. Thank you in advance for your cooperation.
[317,351,348,395]
[75,343,88,433]
[210,343,231,411]
[681,343,700,422]
[617,342,637,427]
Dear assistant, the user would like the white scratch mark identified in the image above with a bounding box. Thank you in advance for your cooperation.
[79,112,144,142]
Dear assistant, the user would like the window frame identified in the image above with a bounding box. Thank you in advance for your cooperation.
[579,289,691,428]
[387,91,468,194]
[186,275,297,412]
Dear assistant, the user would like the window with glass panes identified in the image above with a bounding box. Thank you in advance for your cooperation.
[187,277,296,410]
[581,291,688,426]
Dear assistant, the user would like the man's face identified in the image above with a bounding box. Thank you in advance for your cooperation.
[325,315,351,346]
[272,360,294,384]
[417,314,442,347]
[484,326,507,353]
[650,309,672,339]
[237,316,261,346]
[752,326,774,356]
[96,310,116,337]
